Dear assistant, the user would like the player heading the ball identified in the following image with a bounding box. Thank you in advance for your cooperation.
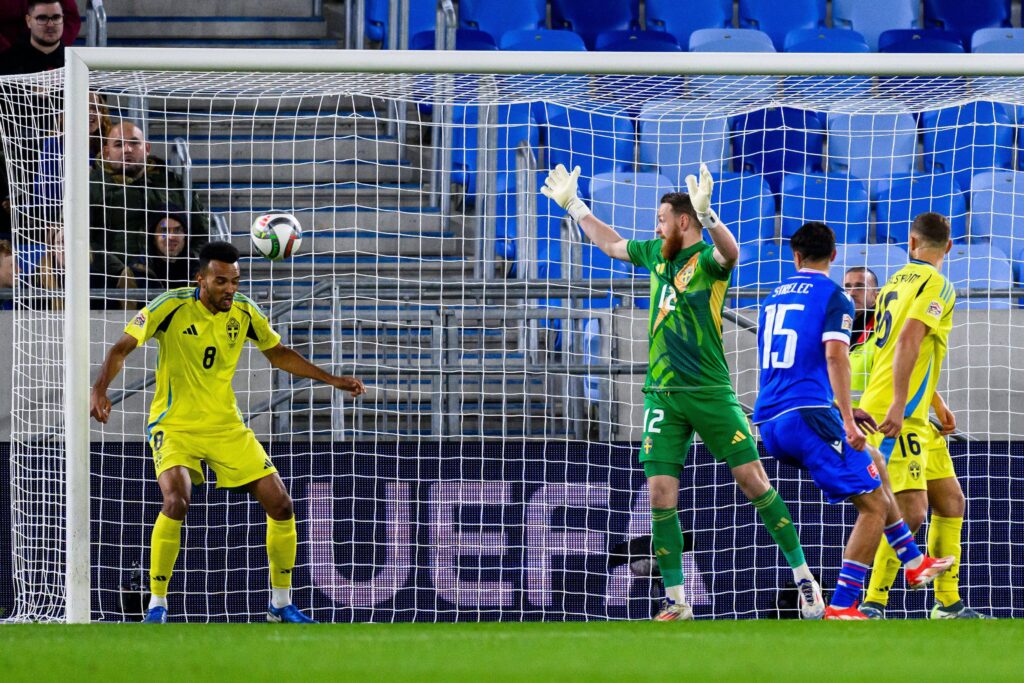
[753,222,954,620]
[90,241,366,624]
[542,163,823,621]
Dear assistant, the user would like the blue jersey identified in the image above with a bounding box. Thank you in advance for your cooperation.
[753,269,856,424]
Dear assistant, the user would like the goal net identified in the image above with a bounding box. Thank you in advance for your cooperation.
[1,53,1022,622]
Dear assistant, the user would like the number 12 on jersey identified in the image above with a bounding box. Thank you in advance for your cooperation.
[761,303,804,370]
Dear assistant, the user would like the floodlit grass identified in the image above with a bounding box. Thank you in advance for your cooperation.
[2,620,1021,681]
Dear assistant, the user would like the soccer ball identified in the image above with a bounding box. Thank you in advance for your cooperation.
[250,213,302,261]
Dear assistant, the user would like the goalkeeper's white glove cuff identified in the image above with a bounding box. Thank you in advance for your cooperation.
[565,196,591,223]
[697,208,720,230]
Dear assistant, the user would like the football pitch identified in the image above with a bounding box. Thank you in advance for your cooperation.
[2,620,1021,681]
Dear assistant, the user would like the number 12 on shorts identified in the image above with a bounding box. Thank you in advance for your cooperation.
[644,408,665,433]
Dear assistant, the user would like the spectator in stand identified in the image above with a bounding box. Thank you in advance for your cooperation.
[128,208,200,290]
[843,266,879,349]
[0,1,71,74]
[0,238,13,310]
[90,120,209,296]
[0,160,11,242]
[0,0,79,53]
[37,91,111,204]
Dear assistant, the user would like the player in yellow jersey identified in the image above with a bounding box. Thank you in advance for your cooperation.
[855,213,990,619]
[90,241,366,623]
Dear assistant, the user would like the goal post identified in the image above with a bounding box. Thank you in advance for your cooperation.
[2,47,1022,622]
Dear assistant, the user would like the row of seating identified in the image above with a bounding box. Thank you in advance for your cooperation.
[365,1,1019,53]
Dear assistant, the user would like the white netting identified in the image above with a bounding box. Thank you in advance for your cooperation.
[1,65,1022,622]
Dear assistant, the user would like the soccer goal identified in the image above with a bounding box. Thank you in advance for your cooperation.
[1,48,1022,623]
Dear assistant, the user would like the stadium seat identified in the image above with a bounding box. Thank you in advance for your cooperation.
[714,172,776,246]
[588,171,674,278]
[780,172,870,243]
[832,0,919,51]
[499,29,588,51]
[451,103,538,197]
[689,28,776,52]
[1015,245,1024,287]
[638,99,730,188]
[551,0,636,50]
[547,107,636,198]
[738,0,823,52]
[829,243,909,288]
[731,240,796,308]
[365,0,436,46]
[878,29,965,53]
[826,107,918,198]
[494,172,564,278]
[970,170,1024,258]
[945,244,1014,309]
[921,101,1015,193]
[594,30,681,52]
[645,0,733,48]
[410,28,497,51]
[972,27,1024,53]
[731,107,825,196]
[459,1,544,42]
[783,28,870,53]
[925,0,1011,50]
[875,174,968,244]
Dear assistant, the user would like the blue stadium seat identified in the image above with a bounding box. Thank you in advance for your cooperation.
[826,107,918,198]
[547,107,636,198]
[783,28,870,53]
[878,29,965,53]
[410,28,497,50]
[494,172,564,278]
[972,27,1024,53]
[499,29,588,51]
[731,107,825,196]
[832,0,919,51]
[587,171,674,279]
[1015,245,1024,287]
[715,172,776,246]
[921,102,1015,193]
[946,244,1014,309]
[645,0,732,48]
[638,99,730,189]
[732,240,796,308]
[365,0,436,46]
[780,172,870,243]
[875,174,968,245]
[689,28,776,52]
[594,30,681,52]
[451,103,538,197]
[925,0,1011,50]
[970,170,1024,258]
[738,0,822,52]
[459,1,544,41]
[551,0,636,50]
[829,243,909,288]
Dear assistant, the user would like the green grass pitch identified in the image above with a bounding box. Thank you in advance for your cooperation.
[2,621,1021,681]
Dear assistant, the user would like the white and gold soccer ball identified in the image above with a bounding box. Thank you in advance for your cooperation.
[250,212,303,261]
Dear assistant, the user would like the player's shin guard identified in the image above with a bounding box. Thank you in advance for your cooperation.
[751,488,806,569]
[266,515,297,602]
[149,512,183,599]
[865,541,901,607]
[928,514,963,607]
[651,508,685,593]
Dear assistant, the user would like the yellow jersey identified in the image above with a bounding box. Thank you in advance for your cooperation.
[859,260,955,423]
[124,287,281,435]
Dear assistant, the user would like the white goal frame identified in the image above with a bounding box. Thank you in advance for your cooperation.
[60,48,1023,623]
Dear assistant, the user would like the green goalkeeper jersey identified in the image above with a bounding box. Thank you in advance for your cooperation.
[626,238,733,393]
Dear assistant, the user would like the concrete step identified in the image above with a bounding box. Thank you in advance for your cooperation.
[152,112,385,138]
[229,230,462,258]
[109,0,315,15]
[151,95,381,114]
[212,206,446,235]
[107,16,328,40]
[105,38,339,48]
[197,181,431,206]
[190,158,418,185]
[149,134,402,164]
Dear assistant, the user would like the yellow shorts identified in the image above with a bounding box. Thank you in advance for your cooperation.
[868,420,956,493]
[148,423,277,489]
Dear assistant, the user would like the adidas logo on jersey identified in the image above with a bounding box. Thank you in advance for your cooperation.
[181,324,199,336]
[730,431,747,445]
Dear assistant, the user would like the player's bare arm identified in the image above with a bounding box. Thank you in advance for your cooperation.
[542,163,630,261]
[90,333,140,423]
[879,317,928,437]
[932,390,956,435]
[262,343,366,397]
[824,339,865,451]
[685,164,738,269]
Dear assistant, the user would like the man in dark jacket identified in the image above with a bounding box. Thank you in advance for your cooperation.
[90,120,209,281]
[0,1,66,74]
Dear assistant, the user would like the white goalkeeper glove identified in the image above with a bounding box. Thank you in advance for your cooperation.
[541,163,591,223]
[684,163,720,230]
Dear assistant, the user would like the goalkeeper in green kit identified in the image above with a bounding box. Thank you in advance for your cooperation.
[542,163,823,620]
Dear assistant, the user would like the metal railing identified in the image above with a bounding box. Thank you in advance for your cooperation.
[85,0,107,48]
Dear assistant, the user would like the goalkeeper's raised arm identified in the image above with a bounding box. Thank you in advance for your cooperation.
[540,162,739,268]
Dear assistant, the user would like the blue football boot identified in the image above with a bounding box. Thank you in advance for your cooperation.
[267,604,317,623]
[142,606,167,623]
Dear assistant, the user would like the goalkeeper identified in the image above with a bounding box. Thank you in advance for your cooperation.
[90,241,366,623]
[542,164,822,621]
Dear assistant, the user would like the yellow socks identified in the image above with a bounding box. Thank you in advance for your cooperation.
[928,514,964,607]
[266,515,297,607]
[865,539,901,606]
[149,512,183,603]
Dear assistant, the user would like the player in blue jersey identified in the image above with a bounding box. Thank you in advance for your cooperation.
[753,222,954,619]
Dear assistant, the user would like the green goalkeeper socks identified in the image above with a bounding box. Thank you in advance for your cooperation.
[651,507,685,589]
[751,488,807,569]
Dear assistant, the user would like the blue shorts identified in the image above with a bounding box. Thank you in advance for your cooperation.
[759,408,881,504]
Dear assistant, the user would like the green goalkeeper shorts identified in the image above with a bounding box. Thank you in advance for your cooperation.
[639,389,759,477]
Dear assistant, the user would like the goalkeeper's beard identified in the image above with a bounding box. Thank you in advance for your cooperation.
[660,230,684,261]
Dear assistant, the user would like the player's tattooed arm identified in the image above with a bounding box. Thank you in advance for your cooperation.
[824,339,866,451]
[262,343,366,397]
[90,333,139,423]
